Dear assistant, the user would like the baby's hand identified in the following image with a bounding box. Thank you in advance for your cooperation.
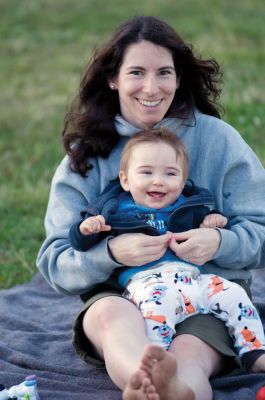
[79,215,111,235]
[200,213,228,229]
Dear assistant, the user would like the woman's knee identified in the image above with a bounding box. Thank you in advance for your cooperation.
[82,296,128,354]
[83,295,141,333]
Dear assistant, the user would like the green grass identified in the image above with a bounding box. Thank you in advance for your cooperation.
[1,0,264,288]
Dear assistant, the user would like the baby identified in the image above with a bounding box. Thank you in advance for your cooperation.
[69,128,265,371]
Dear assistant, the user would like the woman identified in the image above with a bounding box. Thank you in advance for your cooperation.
[37,16,265,400]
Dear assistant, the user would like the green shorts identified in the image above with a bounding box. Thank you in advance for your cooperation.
[72,280,250,370]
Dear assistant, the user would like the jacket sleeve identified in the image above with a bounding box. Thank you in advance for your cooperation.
[36,157,122,295]
[212,144,265,271]
[194,206,211,227]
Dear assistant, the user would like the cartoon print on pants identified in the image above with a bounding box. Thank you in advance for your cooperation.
[238,302,260,321]
[208,275,229,298]
[174,271,192,285]
[241,326,263,350]
[142,310,167,324]
[145,285,167,305]
[211,302,229,316]
[178,289,196,315]
[153,321,174,346]
[142,272,163,288]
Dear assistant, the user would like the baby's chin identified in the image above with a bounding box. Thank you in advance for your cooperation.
[144,197,171,209]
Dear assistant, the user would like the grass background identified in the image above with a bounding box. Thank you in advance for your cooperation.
[1,0,264,288]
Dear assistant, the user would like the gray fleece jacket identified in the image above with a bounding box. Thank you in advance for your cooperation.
[37,110,265,296]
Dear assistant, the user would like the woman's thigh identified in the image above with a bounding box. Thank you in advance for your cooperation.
[73,293,147,366]
[82,295,145,345]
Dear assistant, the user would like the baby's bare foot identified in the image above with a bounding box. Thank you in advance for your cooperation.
[140,344,195,400]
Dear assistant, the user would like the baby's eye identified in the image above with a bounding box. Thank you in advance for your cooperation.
[167,172,177,176]
[141,170,152,175]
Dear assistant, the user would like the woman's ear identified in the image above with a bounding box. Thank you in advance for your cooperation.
[119,170,130,191]
[108,80,117,90]
[176,72,181,90]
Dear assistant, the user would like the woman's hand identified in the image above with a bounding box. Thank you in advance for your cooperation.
[108,232,172,266]
[169,228,221,266]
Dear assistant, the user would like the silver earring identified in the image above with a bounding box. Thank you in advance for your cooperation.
[110,84,115,90]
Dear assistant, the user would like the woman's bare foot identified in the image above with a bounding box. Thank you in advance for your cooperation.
[122,369,159,400]
[140,344,195,400]
[123,344,195,400]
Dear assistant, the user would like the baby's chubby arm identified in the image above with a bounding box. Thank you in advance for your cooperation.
[200,213,228,229]
[79,215,112,235]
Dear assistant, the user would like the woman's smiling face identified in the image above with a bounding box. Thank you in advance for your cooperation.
[112,40,179,129]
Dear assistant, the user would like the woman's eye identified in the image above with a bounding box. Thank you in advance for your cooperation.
[160,70,171,76]
[130,70,142,76]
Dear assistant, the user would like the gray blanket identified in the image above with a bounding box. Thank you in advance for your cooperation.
[0,270,264,399]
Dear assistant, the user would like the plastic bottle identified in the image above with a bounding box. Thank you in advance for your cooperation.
[0,384,9,400]
[4,376,39,400]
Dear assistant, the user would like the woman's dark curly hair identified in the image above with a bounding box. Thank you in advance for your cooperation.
[63,16,222,175]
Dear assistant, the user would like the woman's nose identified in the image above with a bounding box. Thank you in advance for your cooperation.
[142,75,159,96]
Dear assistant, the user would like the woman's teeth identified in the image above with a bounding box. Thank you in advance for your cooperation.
[138,99,162,107]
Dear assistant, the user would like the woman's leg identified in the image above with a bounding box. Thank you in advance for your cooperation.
[168,334,224,400]
[83,297,224,400]
[126,344,195,400]
[82,296,150,389]
[250,354,265,372]
[124,334,224,400]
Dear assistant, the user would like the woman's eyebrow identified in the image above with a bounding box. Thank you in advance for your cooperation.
[125,65,175,70]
